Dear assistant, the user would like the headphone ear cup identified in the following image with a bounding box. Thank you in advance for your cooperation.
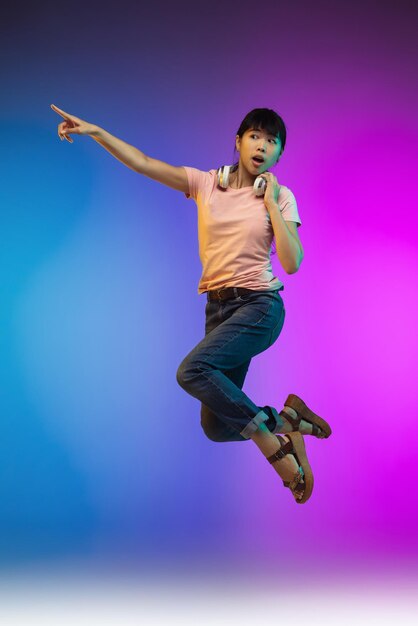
[217,165,231,189]
[217,164,239,189]
[253,176,267,196]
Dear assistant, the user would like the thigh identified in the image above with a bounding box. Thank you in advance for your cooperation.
[204,299,222,336]
[187,292,283,372]
[202,300,252,422]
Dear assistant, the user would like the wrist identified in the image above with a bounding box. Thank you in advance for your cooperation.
[89,125,102,138]
[265,200,280,213]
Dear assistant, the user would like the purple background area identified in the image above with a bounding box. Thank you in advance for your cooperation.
[1,0,418,596]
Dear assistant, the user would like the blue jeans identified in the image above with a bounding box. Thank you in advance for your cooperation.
[176,288,286,441]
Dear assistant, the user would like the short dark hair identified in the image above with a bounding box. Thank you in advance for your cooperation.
[232,108,287,165]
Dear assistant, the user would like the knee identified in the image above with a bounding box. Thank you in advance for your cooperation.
[176,359,190,389]
[176,360,186,388]
[176,346,209,389]
[176,357,199,389]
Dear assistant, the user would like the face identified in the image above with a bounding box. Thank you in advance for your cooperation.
[235,127,282,175]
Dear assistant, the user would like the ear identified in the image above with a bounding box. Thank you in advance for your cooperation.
[235,134,241,152]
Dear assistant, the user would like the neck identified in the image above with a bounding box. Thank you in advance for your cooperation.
[229,165,256,189]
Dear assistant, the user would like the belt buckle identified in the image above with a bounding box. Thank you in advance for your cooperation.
[217,288,224,301]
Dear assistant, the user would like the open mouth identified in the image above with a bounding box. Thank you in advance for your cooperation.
[251,157,264,167]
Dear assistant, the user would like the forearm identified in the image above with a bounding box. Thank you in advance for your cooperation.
[90,126,147,173]
[266,202,303,274]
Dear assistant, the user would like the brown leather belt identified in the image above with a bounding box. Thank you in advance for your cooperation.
[206,287,256,302]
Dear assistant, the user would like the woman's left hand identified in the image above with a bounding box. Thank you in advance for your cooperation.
[260,172,281,210]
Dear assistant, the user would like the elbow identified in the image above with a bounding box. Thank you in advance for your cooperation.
[283,262,297,274]
[286,256,304,274]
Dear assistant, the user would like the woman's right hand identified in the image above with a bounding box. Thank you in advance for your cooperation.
[50,104,97,143]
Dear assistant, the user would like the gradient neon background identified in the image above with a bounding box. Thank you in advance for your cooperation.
[1,0,418,622]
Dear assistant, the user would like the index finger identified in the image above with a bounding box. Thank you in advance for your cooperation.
[50,104,73,120]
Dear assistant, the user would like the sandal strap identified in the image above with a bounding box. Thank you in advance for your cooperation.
[311,423,322,437]
[283,467,305,492]
[279,406,324,439]
[266,435,293,464]
[280,407,301,430]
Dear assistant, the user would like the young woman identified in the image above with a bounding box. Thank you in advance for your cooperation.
[51,104,332,504]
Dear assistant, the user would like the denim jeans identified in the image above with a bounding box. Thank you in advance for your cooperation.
[176,288,286,441]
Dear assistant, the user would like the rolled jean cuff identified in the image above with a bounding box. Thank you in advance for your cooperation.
[239,409,269,439]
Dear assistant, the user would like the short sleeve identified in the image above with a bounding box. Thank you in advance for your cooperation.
[279,187,302,226]
[182,166,213,201]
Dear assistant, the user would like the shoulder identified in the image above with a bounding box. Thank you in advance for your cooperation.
[278,184,296,204]
[183,167,217,199]
[277,184,302,227]
[182,166,217,180]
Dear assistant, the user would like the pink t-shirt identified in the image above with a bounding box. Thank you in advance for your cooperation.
[182,166,302,295]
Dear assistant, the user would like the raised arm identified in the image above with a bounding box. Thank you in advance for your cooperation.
[50,104,189,194]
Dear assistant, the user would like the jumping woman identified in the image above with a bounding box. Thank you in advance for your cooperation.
[51,103,332,504]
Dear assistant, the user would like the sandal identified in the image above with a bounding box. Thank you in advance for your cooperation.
[266,431,314,504]
[271,394,332,439]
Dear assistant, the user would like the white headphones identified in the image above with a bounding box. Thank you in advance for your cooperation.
[216,164,267,196]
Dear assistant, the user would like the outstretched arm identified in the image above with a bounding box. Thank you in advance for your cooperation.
[50,104,189,194]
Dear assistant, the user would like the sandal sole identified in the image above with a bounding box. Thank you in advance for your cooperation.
[287,431,314,504]
[284,394,332,439]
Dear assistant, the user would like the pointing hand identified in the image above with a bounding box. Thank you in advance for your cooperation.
[50,104,96,143]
